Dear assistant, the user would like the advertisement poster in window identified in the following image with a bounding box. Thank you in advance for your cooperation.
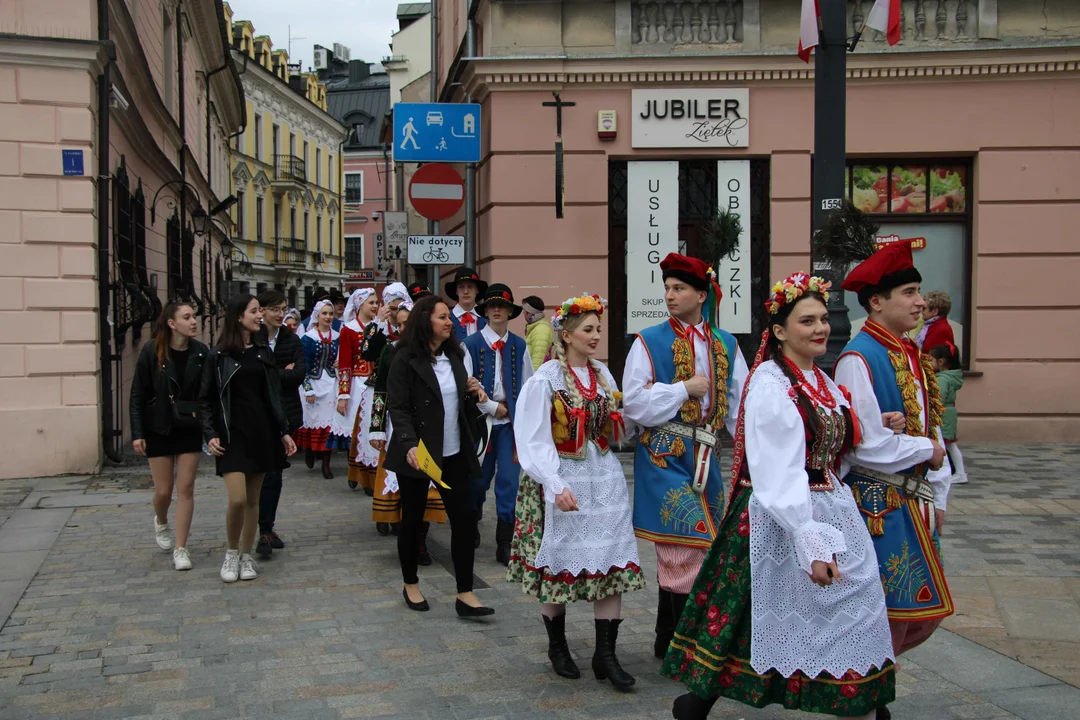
[846,223,968,354]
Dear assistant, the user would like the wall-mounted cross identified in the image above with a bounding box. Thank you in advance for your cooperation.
[542,91,576,219]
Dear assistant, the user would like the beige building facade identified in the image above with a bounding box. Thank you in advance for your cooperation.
[0,0,244,479]
[431,0,1080,442]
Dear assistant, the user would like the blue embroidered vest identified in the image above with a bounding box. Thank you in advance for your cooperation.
[451,309,487,342]
[463,332,527,422]
[632,320,737,549]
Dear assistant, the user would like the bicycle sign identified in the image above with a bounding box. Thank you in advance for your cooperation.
[407,235,465,266]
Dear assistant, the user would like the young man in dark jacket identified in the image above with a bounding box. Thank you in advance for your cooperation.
[256,290,307,557]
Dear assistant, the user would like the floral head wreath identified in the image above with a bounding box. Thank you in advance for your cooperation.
[551,293,607,331]
[766,272,831,316]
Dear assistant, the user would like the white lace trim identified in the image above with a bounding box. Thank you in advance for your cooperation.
[749,482,894,678]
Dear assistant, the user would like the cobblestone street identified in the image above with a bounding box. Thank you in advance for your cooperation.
[0,445,1078,720]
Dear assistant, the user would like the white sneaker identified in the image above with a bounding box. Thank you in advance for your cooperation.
[239,553,258,581]
[173,547,192,571]
[951,473,969,485]
[220,550,240,583]
[153,516,173,550]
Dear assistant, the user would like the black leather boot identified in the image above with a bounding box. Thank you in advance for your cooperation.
[591,619,634,691]
[671,692,717,719]
[495,519,513,566]
[654,589,674,659]
[542,614,580,679]
[321,452,334,480]
[304,447,315,469]
[670,592,689,631]
[877,707,892,720]
[417,522,432,566]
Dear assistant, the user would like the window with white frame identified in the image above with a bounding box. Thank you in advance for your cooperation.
[345,172,363,205]
[344,235,364,271]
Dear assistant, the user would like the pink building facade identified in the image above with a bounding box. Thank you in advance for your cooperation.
[431,0,1080,442]
[0,0,244,479]
[342,152,390,288]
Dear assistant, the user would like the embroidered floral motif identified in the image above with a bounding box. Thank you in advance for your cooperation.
[705,338,731,427]
[659,485,707,535]
[882,540,930,606]
[671,336,701,423]
[642,429,687,469]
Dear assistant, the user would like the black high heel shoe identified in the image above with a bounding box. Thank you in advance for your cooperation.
[455,598,494,618]
[402,587,429,612]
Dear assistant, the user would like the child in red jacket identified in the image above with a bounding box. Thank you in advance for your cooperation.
[917,290,956,352]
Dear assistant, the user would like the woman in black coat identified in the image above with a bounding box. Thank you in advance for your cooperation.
[130,300,208,571]
[199,294,297,585]
[385,295,493,617]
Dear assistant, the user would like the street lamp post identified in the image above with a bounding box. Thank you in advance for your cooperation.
[812,0,851,371]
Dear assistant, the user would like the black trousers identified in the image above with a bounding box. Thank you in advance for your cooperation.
[399,453,475,592]
[258,469,283,534]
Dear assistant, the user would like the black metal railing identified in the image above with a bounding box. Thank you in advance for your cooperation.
[274,237,307,266]
[274,154,306,182]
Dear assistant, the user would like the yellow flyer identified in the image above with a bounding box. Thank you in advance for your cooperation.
[416,440,448,489]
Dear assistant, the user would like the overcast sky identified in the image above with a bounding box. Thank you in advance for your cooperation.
[226,0,403,71]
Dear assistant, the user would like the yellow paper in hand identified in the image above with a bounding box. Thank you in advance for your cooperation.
[416,440,448,489]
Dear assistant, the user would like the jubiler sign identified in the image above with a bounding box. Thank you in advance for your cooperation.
[632,89,749,148]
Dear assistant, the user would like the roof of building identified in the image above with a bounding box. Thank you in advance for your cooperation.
[397,3,431,18]
[326,73,390,150]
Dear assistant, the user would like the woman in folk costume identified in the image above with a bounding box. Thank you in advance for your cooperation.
[334,288,380,492]
[664,273,908,720]
[296,300,347,479]
[369,300,447,555]
[508,294,645,692]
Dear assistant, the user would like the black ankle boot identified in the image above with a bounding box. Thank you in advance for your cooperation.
[305,447,315,469]
[495,519,513,566]
[591,619,634,691]
[654,589,674,659]
[542,614,580,679]
[671,692,717,719]
[417,522,432,566]
[321,453,334,480]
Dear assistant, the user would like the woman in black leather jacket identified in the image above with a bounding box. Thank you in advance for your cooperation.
[130,301,208,571]
[199,294,297,584]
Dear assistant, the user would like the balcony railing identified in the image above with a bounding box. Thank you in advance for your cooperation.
[274,154,306,183]
[274,238,307,267]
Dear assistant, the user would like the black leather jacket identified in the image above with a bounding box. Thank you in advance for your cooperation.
[129,339,209,440]
[198,334,288,445]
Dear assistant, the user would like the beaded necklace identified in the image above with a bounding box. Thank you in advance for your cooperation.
[571,363,598,401]
[782,357,837,410]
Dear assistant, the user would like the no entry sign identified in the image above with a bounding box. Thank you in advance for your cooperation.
[409,163,464,222]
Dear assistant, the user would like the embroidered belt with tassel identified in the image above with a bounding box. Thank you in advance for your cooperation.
[656,421,718,495]
[851,465,937,535]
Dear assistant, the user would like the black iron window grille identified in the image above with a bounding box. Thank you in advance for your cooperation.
[344,235,363,271]
[111,156,157,348]
[167,213,183,297]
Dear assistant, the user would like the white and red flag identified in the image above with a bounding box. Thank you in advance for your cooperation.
[798,0,820,63]
[866,0,902,46]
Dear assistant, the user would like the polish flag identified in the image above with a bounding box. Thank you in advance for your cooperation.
[866,0,902,46]
[798,0,820,63]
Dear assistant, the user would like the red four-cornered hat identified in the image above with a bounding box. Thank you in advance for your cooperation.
[841,240,923,296]
[660,253,711,291]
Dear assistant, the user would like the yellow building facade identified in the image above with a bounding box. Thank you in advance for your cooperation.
[225,4,348,307]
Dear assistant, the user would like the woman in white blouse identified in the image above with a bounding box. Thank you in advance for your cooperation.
[663,273,900,720]
[508,294,644,692]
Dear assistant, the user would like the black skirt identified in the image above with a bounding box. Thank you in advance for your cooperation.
[215,347,287,476]
[144,426,203,457]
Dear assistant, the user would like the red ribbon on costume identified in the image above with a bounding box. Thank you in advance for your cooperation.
[460,312,476,326]
[491,340,505,353]
[568,406,587,446]
[608,411,626,444]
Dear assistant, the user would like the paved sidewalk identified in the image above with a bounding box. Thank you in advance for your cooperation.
[0,445,1077,719]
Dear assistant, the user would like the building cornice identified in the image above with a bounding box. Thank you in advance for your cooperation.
[461,46,1080,99]
[0,33,110,75]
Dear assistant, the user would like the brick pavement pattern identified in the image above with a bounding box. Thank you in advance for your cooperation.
[0,445,1078,719]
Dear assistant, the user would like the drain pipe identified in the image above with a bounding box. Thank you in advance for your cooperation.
[177,2,187,234]
[96,0,121,463]
[464,12,476,267]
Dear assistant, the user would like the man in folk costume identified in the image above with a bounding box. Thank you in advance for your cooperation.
[817,205,953,716]
[622,252,748,660]
[462,284,533,564]
[446,267,487,341]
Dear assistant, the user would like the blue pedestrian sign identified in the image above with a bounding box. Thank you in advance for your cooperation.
[393,103,481,163]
